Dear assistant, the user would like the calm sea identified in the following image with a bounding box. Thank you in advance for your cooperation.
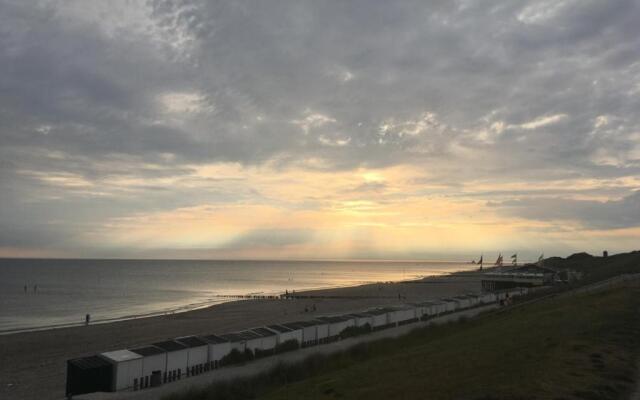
[0,258,468,333]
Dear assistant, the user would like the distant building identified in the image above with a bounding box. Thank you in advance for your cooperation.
[481,264,558,291]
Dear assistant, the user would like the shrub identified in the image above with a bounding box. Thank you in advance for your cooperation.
[339,324,372,339]
[275,339,300,353]
[220,348,254,365]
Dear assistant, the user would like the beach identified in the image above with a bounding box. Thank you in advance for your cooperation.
[0,273,481,400]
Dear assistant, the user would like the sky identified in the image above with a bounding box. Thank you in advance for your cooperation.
[0,0,639,260]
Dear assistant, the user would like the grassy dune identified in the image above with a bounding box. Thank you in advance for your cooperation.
[166,282,640,400]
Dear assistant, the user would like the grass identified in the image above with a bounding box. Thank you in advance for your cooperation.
[164,282,640,400]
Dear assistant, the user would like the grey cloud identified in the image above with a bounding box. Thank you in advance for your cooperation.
[490,191,640,229]
[223,229,314,250]
[1,0,640,251]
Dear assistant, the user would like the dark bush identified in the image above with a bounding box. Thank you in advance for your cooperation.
[220,348,254,365]
[275,339,299,353]
[339,323,372,338]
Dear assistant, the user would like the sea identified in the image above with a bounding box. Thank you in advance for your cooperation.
[0,258,469,334]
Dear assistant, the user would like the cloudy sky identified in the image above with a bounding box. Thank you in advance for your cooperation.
[1,0,639,260]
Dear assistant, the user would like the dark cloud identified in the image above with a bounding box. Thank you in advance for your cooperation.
[490,191,640,229]
[1,0,639,252]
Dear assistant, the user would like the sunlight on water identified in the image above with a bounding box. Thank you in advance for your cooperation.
[0,259,469,332]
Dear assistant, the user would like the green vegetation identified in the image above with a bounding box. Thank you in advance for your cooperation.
[220,349,254,366]
[545,250,640,284]
[339,324,372,339]
[274,339,299,354]
[164,282,640,400]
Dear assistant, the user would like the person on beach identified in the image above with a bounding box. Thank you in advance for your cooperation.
[33,284,38,293]
[24,284,27,293]
[85,313,90,325]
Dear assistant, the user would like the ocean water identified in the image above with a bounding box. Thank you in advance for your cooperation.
[0,258,468,333]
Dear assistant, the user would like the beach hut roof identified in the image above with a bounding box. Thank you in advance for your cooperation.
[101,350,142,363]
[295,320,319,327]
[68,355,112,370]
[365,308,391,315]
[218,333,246,343]
[280,321,310,330]
[152,340,188,352]
[267,324,293,333]
[316,315,349,323]
[202,334,229,344]
[236,330,262,340]
[251,327,277,337]
[347,312,372,318]
[175,336,208,348]
[130,346,165,357]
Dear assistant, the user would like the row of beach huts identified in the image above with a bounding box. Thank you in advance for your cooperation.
[66,289,527,397]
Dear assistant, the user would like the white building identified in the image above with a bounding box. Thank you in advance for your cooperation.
[202,334,231,369]
[440,298,459,313]
[219,333,247,354]
[175,336,209,376]
[313,319,330,343]
[267,324,303,346]
[129,346,166,389]
[348,313,374,329]
[316,315,354,338]
[152,340,189,383]
[100,349,143,391]
[393,306,417,325]
[281,321,318,347]
[365,308,391,329]
[236,330,265,354]
[249,327,279,353]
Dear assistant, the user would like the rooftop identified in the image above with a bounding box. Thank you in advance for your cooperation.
[68,355,112,370]
[129,346,165,357]
[267,324,293,333]
[219,333,247,343]
[152,340,188,352]
[100,349,142,363]
[175,336,208,348]
[251,327,277,337]
[202,334,230,345]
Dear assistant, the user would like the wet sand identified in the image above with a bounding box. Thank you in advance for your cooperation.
[0,274,481,400]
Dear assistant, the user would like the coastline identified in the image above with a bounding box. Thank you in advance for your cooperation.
[0,272,481,400]
[0,267,470,336]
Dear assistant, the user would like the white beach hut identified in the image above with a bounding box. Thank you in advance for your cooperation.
[281,321,318,347]
[313,319,330,344]
[451,295,472,309]
[129,346,166,389]
[365,308,391,330]
[175,336,209,376]
[99,349,143,392]
[236,330,265,354]
[348,312,374,329]
[152,340,189,383]
[440,298,459,313]
[219,333,247,354]
[316,315,354,339]
[250,327,279,354]
[267,324,303,346]
[202,334,231,369]
[394,306,418,325]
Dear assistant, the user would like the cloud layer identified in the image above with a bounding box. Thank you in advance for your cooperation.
[1,0,639,258]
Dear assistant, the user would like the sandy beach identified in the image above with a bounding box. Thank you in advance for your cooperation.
[0,274,482,400]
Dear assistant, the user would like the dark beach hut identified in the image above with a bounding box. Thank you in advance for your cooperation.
[66,355,113,396]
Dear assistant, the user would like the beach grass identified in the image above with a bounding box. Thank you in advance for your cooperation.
[164,282,640,400]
